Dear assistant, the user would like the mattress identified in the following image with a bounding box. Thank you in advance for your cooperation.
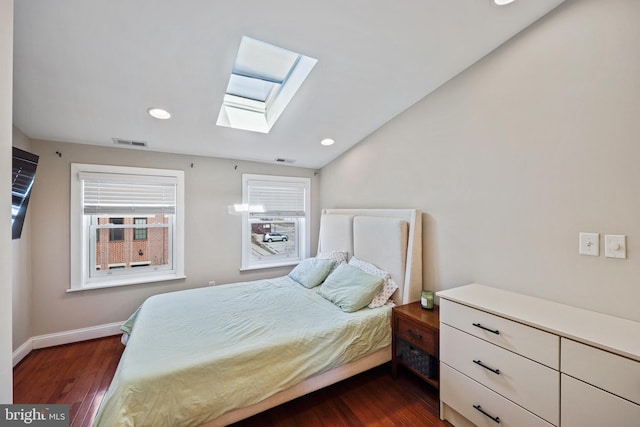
[93,276,392,426]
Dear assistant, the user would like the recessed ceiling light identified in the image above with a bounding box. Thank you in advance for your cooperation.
[147,108,171,120]
[320,138,335,146]
[493,0,516,5]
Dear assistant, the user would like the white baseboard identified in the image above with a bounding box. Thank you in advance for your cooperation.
[12,340,33,367]
[13,321,124,367]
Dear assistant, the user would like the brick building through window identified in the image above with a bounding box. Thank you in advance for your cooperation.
[95,215,169,271]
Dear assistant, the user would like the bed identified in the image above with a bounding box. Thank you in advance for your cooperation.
[94,209,422,427]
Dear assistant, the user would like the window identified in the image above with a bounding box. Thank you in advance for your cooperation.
[216,36,317,134]
[70,164,185,291]
[109,217,124,241]
[240,174,310,270]
[134,218,147,240]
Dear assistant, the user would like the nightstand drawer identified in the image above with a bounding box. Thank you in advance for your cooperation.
[440,363,554,427]
[441,324,559,425]
[440,299,559,369]
[396,317,437,355]
[561,338,640,405]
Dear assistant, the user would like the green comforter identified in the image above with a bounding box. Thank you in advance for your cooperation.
[93,276,392,426]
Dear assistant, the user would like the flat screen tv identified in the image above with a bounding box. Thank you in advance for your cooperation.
[12,147,39,240]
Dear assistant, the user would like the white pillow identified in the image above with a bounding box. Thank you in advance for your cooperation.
[368,278,399,308]
[348,256,396,308]
[317,250,348,272]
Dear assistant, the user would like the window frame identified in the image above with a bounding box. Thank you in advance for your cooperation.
[240,174,310,271]
[69,163,185,291]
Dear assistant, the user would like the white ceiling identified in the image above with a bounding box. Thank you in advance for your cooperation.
[12,0,565,169]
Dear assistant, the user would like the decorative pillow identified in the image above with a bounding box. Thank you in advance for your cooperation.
[318,263,384,312]
[316,250,348,272]
[288,258,335,288]
[348,256,394,308]
[368,278,399,308]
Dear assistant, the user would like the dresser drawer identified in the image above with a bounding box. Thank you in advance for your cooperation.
[440,299,559,369]
[396,316,437,355]
[561,338,640,405]
[440,323,559,425]
[440,363,554,427]
[561,374,640,427]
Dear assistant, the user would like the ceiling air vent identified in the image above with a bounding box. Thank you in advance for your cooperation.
[274,158,295,164]
[112,138,147,147]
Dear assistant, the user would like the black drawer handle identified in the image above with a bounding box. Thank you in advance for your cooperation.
[408,329,422,341]
[473,359,501,375]
[473,322,500,335]
[473,404,501,423]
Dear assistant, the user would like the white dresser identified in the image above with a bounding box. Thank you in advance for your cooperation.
[437,284,640,427]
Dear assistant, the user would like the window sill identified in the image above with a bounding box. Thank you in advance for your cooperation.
[67,274,187,292]
[239,260,300,272]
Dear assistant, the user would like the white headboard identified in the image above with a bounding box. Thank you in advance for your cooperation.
[318,209,422,305]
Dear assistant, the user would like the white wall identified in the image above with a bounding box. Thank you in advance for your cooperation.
[320,0,640,322]
[11,128,32,352]
[0,0,14,403]
[24,138,320,337]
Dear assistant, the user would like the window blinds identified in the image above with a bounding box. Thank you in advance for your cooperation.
[247,179,306,217]
[79,172,177,215]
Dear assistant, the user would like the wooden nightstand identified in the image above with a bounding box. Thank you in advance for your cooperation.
[392,301,440,389]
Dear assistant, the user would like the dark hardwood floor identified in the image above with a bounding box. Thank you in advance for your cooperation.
[13,335,125,427]
[14,335,451,426]
[231,364,451,427]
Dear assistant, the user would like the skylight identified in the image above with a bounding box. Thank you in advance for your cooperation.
[217,37,317,134]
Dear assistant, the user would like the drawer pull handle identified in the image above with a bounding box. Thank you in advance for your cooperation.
[473,359,501,375]
[472,323,500,335]
[408,329,422,341]
[473,404,501,423]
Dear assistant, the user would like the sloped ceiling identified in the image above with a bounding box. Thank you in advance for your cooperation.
[13,0,565,169]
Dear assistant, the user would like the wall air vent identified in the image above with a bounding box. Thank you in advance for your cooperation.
[112,138,147,147]
[274,158,295,164]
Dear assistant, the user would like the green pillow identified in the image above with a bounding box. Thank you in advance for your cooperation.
[288,258,335,288]
[318,263,384,312]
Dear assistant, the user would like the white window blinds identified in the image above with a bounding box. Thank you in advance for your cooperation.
[247,179,306,217]
[79,172,177,215]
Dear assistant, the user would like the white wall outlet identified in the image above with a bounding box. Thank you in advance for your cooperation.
[208,280,216,286]
[604,235,626,259]
[579,232,599,256]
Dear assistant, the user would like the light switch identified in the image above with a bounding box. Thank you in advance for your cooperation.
[604,235,626,259]
[579,232,599,256]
